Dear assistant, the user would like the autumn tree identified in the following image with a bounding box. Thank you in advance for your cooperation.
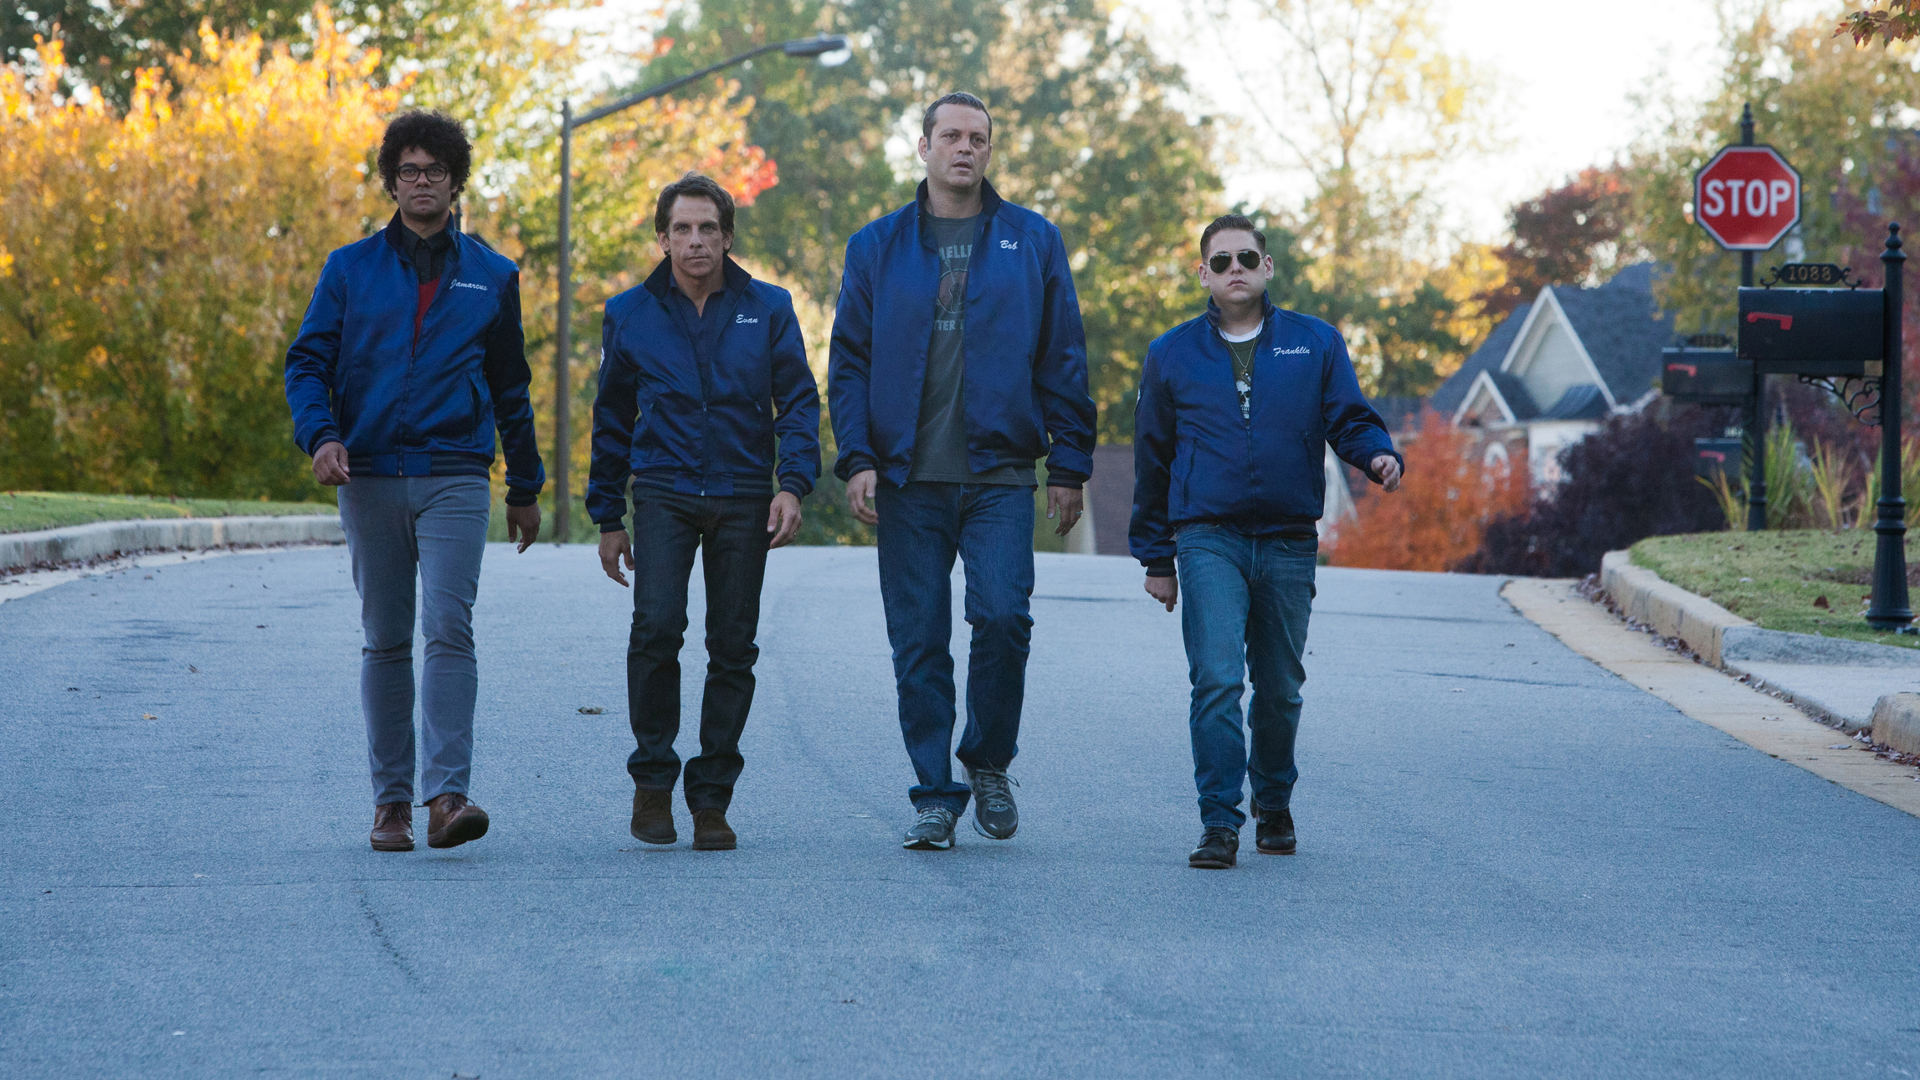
[1621,5,1920,335]
[1326,410,1528,572]
[0,17,399,497]
[1477,167,1632,318]
[1837,1,1920,44]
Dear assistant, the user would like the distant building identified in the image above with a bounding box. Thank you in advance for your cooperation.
[1428,263,1675,488]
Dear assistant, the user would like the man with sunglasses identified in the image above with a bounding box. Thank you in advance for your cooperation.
[1130,213,1403,869]
[286,110,544,853]
[830,91,1095,851]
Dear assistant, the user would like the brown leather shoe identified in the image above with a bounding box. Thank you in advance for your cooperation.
[370,802,414,852]
[630,788,676,845]
[426,792,489,849]
[691,808,736,851]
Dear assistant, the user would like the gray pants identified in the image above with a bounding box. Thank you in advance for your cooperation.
[336,475,491,807]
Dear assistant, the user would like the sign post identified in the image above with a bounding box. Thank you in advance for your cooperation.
[1695,105,1801,530]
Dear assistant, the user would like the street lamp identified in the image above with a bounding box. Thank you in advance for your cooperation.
[548,34,850,542]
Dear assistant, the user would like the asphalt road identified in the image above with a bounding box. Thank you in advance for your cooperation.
[2,544,1918,1078]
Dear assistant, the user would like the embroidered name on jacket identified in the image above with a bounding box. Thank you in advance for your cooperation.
[999,240,1019,250]
[735,314,760,324]
[1272,345,1311,356]
[451,281,489,292]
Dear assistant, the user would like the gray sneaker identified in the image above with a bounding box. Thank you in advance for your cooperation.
[966,766,1019,839]
[902,805,957,850]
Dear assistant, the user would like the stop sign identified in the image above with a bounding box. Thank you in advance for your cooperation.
[1694,145,1801,250]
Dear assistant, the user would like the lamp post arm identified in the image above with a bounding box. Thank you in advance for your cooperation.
[570,41,786,130]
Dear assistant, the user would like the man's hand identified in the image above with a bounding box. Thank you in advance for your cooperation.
[599,528,634,587]
[846,469,878,526]
[1371,454,1403,493]
[1047,486,1085,537]
[506,503,541,553]
[311,441,350,486]
[767,492,803,549]
[1144,574,1177,612]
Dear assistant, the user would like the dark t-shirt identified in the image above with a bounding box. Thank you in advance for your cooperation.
[910,214,1033,485]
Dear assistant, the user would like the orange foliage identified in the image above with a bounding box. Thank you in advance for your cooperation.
[1327,410,1529,572]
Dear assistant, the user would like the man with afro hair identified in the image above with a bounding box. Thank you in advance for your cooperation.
[286,109,546,852]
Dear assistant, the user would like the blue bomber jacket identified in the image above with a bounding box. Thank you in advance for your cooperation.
[1129,295,1403,574]
[586,257,821,530]
[283,214,545,504]
[828,179,1095,488]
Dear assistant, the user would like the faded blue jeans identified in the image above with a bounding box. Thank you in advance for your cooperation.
[1175,524,1317,830]
[336,475,491,807]
[874,482,1036,813]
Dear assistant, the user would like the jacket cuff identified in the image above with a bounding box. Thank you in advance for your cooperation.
[306,433,343,457]
[833,452,876,481]
[504,487,538,508]
[1145,558,1176,578]
[779,476,812,500]
[597,519,627,534]
[1044,467,1088,490]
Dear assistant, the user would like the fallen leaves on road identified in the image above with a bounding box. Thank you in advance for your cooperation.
[577,706,605,715]
[141,713,157,720]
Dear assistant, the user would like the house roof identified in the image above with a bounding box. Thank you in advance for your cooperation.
[1488,371,1539,420]
[1431,302,1531,415]
[1428,262,1675,419]
[1546,263,1674,405]
[1539,383,1611,420]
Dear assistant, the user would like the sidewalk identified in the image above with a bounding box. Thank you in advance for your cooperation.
[1599,549,1920,755]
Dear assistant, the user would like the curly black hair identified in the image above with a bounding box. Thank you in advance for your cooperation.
[377,110,472,199]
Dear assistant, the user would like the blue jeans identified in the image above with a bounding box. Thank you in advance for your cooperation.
[336,475,492,807]
[875,482,1035,813]
[1176,524,1317,829]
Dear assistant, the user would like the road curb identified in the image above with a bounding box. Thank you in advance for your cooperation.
[0,515,343,573]
[1600,548,1920,733]
[1872,693,1920,756]
[1598,550,1750,667]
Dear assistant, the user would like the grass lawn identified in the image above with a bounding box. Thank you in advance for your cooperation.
[0,491,336,535]
[1630,529,1919,649]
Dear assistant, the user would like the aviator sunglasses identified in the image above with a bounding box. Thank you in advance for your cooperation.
[1207,249,1262,274]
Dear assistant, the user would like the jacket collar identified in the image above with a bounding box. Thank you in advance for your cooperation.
[913,177,1002,244]
[1205,291,1275,334]
[643,254,753,302]
[382,210,456,256]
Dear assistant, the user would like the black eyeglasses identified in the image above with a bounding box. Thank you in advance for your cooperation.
[396,163,450,184]
[1208,249,1261,274]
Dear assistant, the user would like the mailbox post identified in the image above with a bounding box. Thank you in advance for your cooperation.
[1870,225,1910,629]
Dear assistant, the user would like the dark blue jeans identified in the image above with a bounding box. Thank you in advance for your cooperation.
[875,482,1036,813]
[625,489,771,812]
[1176,524,1317,829]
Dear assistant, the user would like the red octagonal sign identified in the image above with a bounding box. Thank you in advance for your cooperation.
[1694,145,1801,251]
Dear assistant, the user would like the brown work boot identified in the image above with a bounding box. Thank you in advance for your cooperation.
[691,808,736,851]
[370,802,414,852]
[426,792,489,849]
[630,788,676,845]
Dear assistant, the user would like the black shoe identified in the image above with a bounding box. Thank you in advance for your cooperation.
[630,788,676,845]
[1188,827,1238,869]
[1255,805,1296,855]
[966,766,1019,839]
[691,808,736,851]
[902,805,957,850]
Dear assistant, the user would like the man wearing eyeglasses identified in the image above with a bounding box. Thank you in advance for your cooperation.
[830,91,1095,851]
[1130,213,1403,870]
[286,110,544,853]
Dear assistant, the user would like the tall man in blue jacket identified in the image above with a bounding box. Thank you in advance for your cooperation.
[1131,214,1403,870]
[830,92,1096,851]
[285,110,545,853]
[589,174,821,851]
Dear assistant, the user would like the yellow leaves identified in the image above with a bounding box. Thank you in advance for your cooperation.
[0,250,12,278]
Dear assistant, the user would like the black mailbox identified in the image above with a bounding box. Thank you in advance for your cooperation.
[1661,347,1751,405]
[1692,437,1743,482]
[1737,287,1883,376]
